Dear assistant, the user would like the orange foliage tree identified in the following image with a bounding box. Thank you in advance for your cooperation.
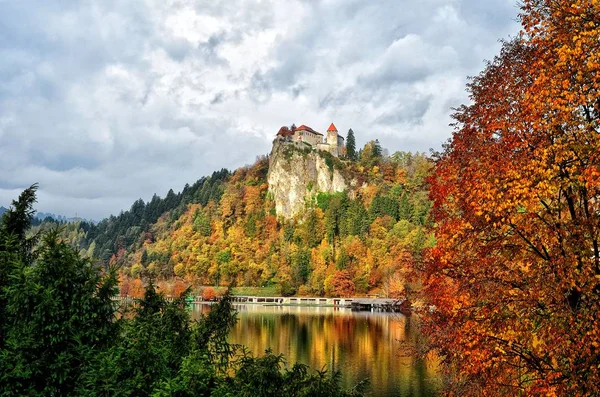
[119,275,130,297]
[172,279,189,298]
[424,1,600,395]
[129,279,145,298]
[325,270,356,298]
[202,286,216,301]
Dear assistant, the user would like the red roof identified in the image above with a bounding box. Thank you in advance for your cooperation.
[327,123,338,132]
[295,125,323,136]
[276,126,292,137]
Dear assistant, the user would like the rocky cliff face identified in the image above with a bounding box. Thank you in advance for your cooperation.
[267,141,348,219]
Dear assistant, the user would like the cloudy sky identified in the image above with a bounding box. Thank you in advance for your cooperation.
[0,0,521,220]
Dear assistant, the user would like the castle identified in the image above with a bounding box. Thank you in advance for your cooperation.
[275,123,346,158]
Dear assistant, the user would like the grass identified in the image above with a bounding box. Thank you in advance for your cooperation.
[230,286,280,297]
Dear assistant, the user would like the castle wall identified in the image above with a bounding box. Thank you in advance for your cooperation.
[294,130,322,147]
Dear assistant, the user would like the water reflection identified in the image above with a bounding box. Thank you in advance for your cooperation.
[191,305,440,397]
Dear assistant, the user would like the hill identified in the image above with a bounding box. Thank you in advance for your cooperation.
[0,206,7,217]
[44,141,433,297]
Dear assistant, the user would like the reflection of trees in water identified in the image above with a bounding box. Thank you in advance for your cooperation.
[192,306,439,396]
[398,315,440,397]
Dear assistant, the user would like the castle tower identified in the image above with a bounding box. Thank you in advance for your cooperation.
[326,123,338,146]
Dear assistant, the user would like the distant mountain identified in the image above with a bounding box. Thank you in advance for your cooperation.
[35,211,94,224]
[36,212,68,222]
[0,206,7,217]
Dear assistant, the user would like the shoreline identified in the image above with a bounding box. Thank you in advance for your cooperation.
[113,295,411,314]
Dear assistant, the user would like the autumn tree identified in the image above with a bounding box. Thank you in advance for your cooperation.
[359,140,383,168]
[173,279,188,297]
[202,286,217,301]
[129,278,145,298]
[424,1,600,395]
[325,270,356,298]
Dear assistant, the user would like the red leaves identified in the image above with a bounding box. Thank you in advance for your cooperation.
[325,270,356,298]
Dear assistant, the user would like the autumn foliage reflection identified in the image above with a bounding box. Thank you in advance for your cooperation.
[191,306,440,396]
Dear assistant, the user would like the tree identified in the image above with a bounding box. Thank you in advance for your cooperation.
[292,248,311,288]
[212,350,367,397]
[359,140,382,168]
[0,184,40,351]
[372,139,382,158]
[192,209,211,237]
[0,186,119,396]
[202,286,216,301]
[346,129,357,161]
[424,2,600,394]
[370,195,399,221]
[0,184,39,266]
[325,270,355,298]
[398,193,412,221]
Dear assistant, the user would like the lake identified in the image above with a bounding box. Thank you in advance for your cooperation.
[191,304,440,396]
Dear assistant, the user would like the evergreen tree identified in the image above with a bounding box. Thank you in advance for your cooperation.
[141,249,149,265]
[292,249,311,288]
[0,186,119,395]
[0,184,39,265]
[370,195,399,221]
[305,210,321,248]
[346,129,357,161]
[373,139,382,158]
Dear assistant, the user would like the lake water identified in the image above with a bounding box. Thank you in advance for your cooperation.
[191,304,440,396]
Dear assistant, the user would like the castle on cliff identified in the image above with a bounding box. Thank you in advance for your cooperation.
[275,123,346,158]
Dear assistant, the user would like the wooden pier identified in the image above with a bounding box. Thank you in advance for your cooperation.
[112,295,411,314]
[349,298,411,314]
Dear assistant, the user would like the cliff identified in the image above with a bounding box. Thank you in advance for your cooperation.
[267,141,348,219]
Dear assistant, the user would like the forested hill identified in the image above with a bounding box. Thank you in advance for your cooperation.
[44,141,433,297]
[62,168,231,262]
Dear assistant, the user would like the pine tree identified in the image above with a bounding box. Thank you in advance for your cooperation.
[346,129,357,161]
[373,139,382,158]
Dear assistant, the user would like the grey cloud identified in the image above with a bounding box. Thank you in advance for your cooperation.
[358,34,460,87]
[374,96,433,127]
[249,71,273,102]
[210,91,226,104]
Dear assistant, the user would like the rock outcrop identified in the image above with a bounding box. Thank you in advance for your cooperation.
[267,141,348,219]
